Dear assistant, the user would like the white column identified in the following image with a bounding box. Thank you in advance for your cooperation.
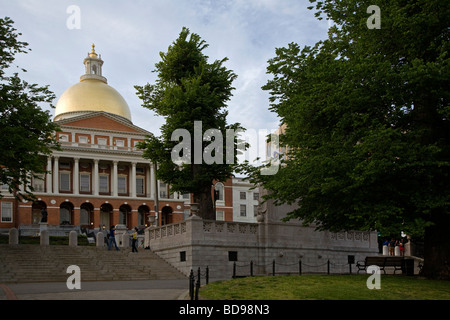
[53,156,59,194]
[93,159,99,196]
[73,158,79,195]
[146,164,151,198]
[113,161,118,197]
[150,163,156,199]
[46,157,52,194]
[131,162,137,198]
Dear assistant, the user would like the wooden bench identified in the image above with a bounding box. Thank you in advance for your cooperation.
[356,256,404,274]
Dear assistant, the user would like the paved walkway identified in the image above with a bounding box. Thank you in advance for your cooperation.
[0,279,191,300]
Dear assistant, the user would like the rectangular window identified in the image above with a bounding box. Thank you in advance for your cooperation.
[60,172,71,192]
[240,204,247,217]
[59,162,71,169]
[228,251,238,262]
[253,192,259,201]
[1,202,13,223]
[98,138,107,149]
[180,251,186,262]
[33,174,45,192]
[80,174,91,192]
[136,177,145,195]
[136,167,145,174]
[216,210,225,221]
[240,191,246,200]
[115,139,125,147]
[99,175,109,193]
[118,176,127,194]
[159,182,167,198]
[79,136,88,144]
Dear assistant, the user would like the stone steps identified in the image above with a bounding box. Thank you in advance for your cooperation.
[0,245,186,283]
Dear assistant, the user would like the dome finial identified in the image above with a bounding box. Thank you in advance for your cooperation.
[89,43,98,58]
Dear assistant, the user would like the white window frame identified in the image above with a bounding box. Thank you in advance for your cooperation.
[136,176,145,195]
[99,175,109,193]
[240,204,247,217]
[1,202,13,223]
[80,173,91,192]
[32,173,45,192]
[216,210,225,221]
[59,171,71,192]
[118,176,127,194]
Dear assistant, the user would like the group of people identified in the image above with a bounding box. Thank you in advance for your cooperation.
[383,238,405,256]
[107,226,139,252]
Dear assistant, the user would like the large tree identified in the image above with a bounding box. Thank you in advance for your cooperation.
[243,1,450,279]
[135,27,244,220]
[0,17,60,201]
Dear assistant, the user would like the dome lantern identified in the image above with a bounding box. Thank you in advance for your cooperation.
[81,43,107,83]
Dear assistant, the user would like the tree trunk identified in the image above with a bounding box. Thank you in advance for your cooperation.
[422,210,450,280]
[193,186,215,220]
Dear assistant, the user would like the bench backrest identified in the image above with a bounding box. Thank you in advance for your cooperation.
[384,257,404,266]
[365,257,386,265]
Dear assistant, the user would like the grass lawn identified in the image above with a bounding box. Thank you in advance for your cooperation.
[200,275,450,300]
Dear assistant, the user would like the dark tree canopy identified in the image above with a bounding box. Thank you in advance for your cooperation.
[135,27,244,220]
[0,17,60,201]
[242,1,450,279]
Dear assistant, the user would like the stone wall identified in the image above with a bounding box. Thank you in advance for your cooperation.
[147,214,379,278]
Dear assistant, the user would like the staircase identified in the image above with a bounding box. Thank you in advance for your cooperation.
[0,245,186,283]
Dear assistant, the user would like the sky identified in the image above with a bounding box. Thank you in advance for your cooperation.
[1,0,329,145]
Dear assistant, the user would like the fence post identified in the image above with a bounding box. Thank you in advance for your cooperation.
[195,278,200,300]
[250,261,254,277]
[197,267,201,286]
[206,266,209,285]
[299,259,302,275]
[327,260,330,275]
[233,262,236,278]
[189,269,194,300]
[272,260,275,276]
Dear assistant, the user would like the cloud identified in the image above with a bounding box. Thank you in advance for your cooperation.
[1,0,329,136]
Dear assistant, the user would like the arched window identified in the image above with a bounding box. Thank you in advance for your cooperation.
[100,203,113,229]
[215,182,224,201]
[32,201,47,225]
[80,202,94,227]
[119,204,132,228]
[161,206,173,226]
[60,202,74,225]
[138,205,150,226]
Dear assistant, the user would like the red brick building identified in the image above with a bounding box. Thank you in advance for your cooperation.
[0,46,236,235]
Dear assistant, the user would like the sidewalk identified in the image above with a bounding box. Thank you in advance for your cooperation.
[0,279,190,300]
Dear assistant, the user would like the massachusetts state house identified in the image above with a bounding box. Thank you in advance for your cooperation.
[0,46,260,235]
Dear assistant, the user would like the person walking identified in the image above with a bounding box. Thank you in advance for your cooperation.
[131,227,138,253]
[108,225,119,251]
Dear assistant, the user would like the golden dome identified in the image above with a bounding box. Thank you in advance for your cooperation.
[54,79,132,122]
[54,46,132,122]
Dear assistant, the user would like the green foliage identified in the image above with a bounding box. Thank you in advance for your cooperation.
[243,0,450,238]
[0,17,60,200]
[135,27,244,218]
